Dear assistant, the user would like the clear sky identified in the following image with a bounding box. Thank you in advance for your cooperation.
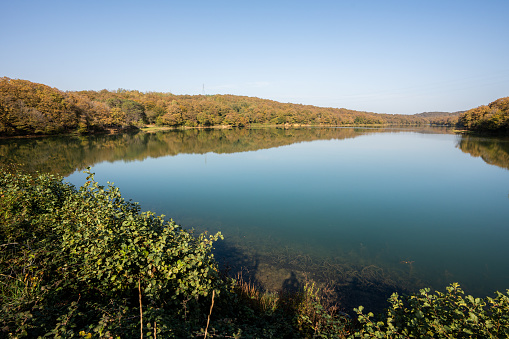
[1,0,508,114]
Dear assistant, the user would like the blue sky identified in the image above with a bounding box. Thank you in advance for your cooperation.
[1,0,508,114]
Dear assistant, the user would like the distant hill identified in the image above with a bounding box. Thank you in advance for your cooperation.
[413,111,464,118]
[1,77,469,137]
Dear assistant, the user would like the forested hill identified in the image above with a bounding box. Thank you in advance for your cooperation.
[2,77,459,137]
[458,96,509,133]
[414,111,464,117]
[0,78,109,136]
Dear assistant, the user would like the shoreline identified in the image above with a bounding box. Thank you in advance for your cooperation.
[0,123,478,139]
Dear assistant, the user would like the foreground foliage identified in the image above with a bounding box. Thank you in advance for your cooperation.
[354,284,509,338]
[1,168,508,338]
[0,167,222,337]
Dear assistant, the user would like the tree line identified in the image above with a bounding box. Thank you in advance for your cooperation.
[0,77,112,136]
[458,96,509,133]
[1,77,465,137]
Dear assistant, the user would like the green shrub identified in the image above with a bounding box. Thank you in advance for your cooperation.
[0,168,222,337]
[296,281,350,338]
[353,283,509,338]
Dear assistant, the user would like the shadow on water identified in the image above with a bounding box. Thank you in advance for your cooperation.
[213,237,262,288]
[281,271,302,294]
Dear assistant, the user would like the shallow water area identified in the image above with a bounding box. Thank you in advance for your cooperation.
[2,127,508,313]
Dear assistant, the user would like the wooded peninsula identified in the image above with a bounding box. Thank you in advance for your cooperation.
[5,77,502,137]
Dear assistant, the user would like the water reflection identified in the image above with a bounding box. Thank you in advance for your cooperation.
[457,135,509,171]
[1,126,459,176]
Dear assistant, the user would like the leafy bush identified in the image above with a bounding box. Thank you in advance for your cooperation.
[0,168,222,337]
[353,283,509,338]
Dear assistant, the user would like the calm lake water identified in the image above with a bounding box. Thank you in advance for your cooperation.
[2,127,508,311]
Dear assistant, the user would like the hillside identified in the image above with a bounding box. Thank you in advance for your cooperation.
[1,77,460,137]
[413,111,464,118]
[458,96,509,133]
[0,77,115,136]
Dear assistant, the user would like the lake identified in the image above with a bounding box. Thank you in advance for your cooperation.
[2,127,508,312]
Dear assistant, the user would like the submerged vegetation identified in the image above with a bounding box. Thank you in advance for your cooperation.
[2,167,508,338]
[1,77,463,137]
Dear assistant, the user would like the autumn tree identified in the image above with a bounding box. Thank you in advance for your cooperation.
[458,97,509,133]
